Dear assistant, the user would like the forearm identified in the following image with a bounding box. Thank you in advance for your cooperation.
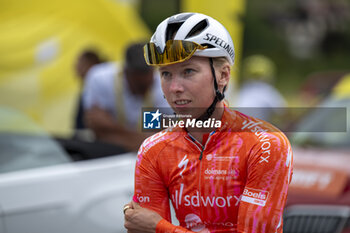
[124,201,194,233]
[85,108,127,134]
[85,107,150,151]
[156,219,194,233]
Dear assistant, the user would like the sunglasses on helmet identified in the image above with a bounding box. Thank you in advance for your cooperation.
[144,40,207,66]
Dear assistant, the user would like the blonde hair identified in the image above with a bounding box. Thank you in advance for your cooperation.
[212,57,230,69]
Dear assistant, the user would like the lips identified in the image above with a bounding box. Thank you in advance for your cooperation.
[174,100,191,106]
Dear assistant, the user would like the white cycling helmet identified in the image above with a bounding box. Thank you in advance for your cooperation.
[144,12,235,66]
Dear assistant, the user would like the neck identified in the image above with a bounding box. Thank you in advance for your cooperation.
[186,101,225,145]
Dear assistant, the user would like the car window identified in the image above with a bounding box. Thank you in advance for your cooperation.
[290,97,350,148]
[0,133,71,174]
[0,106,71,174]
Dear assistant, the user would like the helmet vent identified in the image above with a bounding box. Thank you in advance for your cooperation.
[186,19,208,38]
[168,13,194,24]
[166,23,183,41]
[201,43,215,48]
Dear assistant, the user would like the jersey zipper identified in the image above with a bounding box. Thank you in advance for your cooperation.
[185,131,215,159]
[185,132,215,226]
[198,144,205,224]
[198,133,214,224]
[199,148,204,160]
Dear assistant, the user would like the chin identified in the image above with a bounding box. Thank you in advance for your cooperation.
[172,107,190,116]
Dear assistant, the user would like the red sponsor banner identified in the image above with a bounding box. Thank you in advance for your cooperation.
[289,164,348,197]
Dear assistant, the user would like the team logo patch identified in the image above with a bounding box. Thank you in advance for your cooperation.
[206,154,213,161]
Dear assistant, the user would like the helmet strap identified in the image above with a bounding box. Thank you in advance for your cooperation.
[196,58,226,121]
[210,58,226,101]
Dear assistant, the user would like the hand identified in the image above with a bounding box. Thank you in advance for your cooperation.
[85,105,115,127]
[124,201,163,233]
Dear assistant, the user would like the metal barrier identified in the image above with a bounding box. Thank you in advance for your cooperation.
[283,204,350,233]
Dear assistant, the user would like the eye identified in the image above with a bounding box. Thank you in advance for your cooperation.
[184,68,195,76]
[160,71,171,80]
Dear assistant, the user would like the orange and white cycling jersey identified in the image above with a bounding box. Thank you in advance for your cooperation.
[134,106,293,233]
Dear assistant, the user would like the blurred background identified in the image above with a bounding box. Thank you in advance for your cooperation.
[0,0,350,232]
[1,0,349,136]
[1,0,350,136]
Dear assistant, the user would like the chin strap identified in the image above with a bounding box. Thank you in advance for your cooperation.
[196,58,226,121]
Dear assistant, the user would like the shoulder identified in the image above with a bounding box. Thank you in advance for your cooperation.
[137,129,182,160]
[234,111,292,168]
[86,62,119,83]
[234,110,290,147]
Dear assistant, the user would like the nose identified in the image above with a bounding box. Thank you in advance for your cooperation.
[169,76,184,93]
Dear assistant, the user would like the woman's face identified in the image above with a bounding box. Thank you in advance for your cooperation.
[159,56,217,118]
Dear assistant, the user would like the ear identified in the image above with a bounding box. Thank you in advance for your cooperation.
[217,64,231,91]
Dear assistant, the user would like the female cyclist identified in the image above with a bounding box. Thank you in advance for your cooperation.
[124,12,293,233]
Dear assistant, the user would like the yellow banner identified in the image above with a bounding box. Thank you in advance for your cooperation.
[0,0,150,136]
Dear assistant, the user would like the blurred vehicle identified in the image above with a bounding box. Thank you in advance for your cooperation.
[286,148,350,233]
[0,106,135,233]
[286,95,350,232]
[1,102,349,232]
[288,148,350,205]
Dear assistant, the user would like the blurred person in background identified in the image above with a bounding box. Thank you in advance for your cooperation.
[83,42,169,151]
[74,50,102,133]
[234,54,287,122]
[123,12,293,232]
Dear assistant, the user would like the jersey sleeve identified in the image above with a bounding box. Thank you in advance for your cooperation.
[237,132,293,233]
[156,219,194,233]
[134,139,172,221]
[134,138,197,233]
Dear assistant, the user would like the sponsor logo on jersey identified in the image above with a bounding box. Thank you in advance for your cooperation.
[178,155,189,178]
[206,154,213,161]
[135,194,150,203]
[206,154,238,161]
[138,131,167,155]
[204,168,239,177]
[241,187,269,206]
[184,213,235,231]
[171,184,241,209]
[241,120,271,164]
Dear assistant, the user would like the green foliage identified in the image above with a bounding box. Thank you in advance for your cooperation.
[139,0,180,32]
[242,0,350,98]
[138,0,350,99]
